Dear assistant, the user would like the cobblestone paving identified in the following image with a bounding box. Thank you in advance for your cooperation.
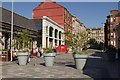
[1,49,120,79]
[2,54,91,78]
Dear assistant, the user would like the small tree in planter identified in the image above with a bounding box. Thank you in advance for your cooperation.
[42,48,56,67]
[13,29,31,65]
[64,31,90,70]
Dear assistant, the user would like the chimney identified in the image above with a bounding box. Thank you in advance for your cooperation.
[45,0,52,2]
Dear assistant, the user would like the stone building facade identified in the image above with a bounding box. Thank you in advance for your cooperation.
[104,10,120,49]
[104,10,120,59]
[88,28,104,43]
[72,16,86,34]
[41,16,65,48]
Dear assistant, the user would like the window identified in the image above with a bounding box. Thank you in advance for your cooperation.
[113,18,116,22]
[111,41,113,45]
[46,26,48,34]
[113,33,116,38]
[111,33,113,36]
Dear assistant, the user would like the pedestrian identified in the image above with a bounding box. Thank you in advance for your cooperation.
[35,47,39,57]
[31,48,37,57]
[36,47,41,57]
[30,48,37,66]
[27,49,31,63]
[40,48,44,57]
[12,49,17,61]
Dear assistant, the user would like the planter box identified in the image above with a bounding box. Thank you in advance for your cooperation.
[43,53,56,66]
[73,54,88,69]
[17,52,29,65]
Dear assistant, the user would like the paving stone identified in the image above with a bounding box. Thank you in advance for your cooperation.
[1,49,119,79]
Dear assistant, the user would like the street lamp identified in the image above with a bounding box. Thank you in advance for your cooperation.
[10,0,14,61]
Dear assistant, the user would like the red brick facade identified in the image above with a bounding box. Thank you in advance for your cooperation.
[32,2,72,33]
[104,10,120,49]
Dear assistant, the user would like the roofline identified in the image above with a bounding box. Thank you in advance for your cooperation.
[42,16,64,30]
[33,2,64,11]
[87,27,104,30]
[1,7,31,20]
[0,21,38,33]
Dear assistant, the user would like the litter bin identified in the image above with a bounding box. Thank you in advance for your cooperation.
[0,51,8,62]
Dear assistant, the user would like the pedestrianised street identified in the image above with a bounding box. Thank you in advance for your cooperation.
[1,49,119,79]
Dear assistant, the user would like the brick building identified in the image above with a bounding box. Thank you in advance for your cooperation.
[32,1,72,41]
[104,10,120,49]
[0,6,65,48]
[104,10,120,59]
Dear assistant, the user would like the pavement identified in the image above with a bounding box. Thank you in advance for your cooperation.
[0,49,120,79]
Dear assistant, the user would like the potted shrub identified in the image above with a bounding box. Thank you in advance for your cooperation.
[43,48,56,67]
[64,31,90,69]
[16,49,30,65]
[73,50,88,69]
[13,29,31,65]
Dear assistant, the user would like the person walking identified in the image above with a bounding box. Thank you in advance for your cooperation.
[40,48,44,57]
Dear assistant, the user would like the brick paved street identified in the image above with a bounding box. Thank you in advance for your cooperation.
[1,49,120,79]
[1,54,90,79]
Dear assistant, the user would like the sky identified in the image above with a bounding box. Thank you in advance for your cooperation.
[2,2,118,28]
[1,0,120,2]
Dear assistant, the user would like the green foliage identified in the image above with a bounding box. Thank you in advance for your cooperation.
[87,38,96,44]
[63,31,90,54]
[73,50,88,54]
[43,48,54,53]
[16,49,29,53]
[0,49,9,51]
[64,31,89,48]
[13,29,32,52]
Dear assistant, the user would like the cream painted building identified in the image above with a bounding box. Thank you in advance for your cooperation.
[42,16,65,48]
[72,16,86,34]
[89,28,104,43]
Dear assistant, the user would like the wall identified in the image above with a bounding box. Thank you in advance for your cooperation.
[42,16,65,48]
[33,2,65,27]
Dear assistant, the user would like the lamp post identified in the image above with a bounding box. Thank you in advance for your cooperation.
[10,0,14,61]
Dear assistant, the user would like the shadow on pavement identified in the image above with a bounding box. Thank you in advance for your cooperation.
[40,63,45,66]
[83,51,111,79]
[65,64,76,69]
